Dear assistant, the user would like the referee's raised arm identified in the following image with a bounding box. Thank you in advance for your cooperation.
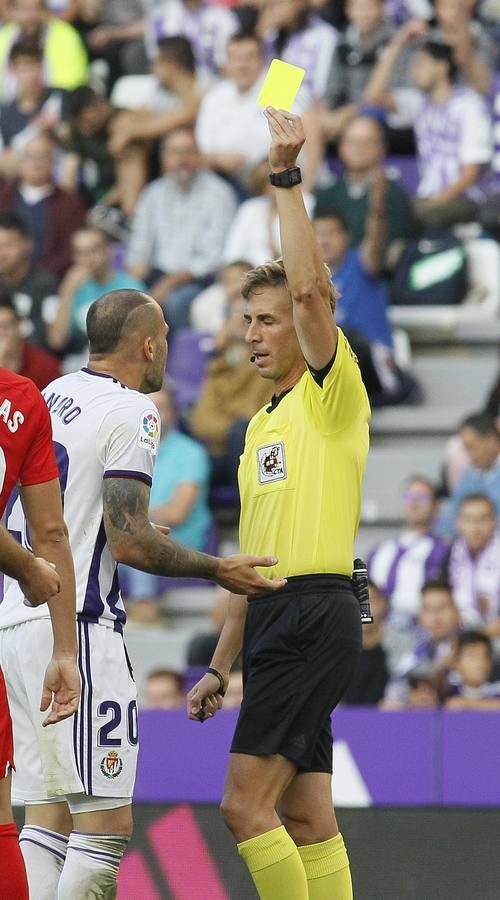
[264,106,338,370]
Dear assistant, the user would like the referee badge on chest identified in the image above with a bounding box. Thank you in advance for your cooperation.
[257,441,287,484]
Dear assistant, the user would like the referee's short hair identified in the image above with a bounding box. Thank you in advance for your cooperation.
[241,258,338,313]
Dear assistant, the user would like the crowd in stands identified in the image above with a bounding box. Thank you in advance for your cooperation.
[0,0,500,711]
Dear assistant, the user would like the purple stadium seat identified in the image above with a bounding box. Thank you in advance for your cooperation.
[209,484,239,509]
[327,155,419,195]
[384,156,419,195]
[166,329,213,411]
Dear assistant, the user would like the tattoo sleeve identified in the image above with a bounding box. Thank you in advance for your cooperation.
[102,477,218,580]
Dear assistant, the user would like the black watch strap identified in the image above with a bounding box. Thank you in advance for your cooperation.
[207,667,226,696]
[269,166,302,188]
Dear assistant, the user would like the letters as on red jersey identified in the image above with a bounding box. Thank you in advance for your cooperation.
[0,369,59,517]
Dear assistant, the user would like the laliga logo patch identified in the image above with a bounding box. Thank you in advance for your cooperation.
[257,442,287,484]
[138,411,160,455]
[100,751,123,778]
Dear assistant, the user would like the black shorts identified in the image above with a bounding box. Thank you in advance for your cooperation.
[230,574,362,773]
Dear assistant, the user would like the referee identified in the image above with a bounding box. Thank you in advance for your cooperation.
[188,108,370,900]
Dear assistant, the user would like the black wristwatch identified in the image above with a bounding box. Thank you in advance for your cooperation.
[269,166,302,188]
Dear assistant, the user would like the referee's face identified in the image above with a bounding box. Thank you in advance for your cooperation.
[244,284,303,386]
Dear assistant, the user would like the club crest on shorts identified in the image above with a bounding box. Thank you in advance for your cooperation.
[257,442,287,484]
[100,750,123,778]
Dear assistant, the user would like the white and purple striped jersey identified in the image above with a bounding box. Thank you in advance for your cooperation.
[0,368,160,632]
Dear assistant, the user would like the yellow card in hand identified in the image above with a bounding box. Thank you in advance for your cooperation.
[257,59,305,111]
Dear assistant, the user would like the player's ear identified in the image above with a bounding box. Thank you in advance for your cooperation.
[143,335,154,360]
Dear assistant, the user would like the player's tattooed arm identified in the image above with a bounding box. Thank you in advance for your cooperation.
[102,477,219,579]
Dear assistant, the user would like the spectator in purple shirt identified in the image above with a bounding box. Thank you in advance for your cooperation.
[440,493,500,633]
[364,30,492,228]
[255,0,339,105]
[367,476,449,628]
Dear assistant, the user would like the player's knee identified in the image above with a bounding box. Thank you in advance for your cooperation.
[281,810,337,847]
[220,786,256,836]
[220,790,242,834]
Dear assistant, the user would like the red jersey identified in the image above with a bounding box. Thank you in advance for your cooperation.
[0,368,59,517]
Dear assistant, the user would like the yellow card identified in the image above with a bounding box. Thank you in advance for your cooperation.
[257,59,305,111]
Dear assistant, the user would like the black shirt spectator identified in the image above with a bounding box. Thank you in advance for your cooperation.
[0,212,57,348]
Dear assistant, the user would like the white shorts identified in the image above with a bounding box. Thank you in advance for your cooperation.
[0,618,138,803]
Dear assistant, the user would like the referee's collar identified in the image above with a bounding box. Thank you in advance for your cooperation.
[266,387,294,413]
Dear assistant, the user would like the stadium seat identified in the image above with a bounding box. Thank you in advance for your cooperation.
[362,440,443,524]
[327,155,419,193]
[110,74,156,109]
[166,329,214,411]
[389,238,500,337]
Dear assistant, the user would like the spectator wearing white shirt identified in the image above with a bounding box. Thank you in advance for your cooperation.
[364,29,493,228]
[190,260,252,336]
[196,32,271,192]
[223,159,314,267]
[440,494,500,634]
[196,31,322,194]
[127,125,237,337]
[367,476,449,629]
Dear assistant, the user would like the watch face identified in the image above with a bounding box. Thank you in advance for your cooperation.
[290,168,301,184]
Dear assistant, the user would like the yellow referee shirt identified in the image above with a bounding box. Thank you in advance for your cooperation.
[238,328,370,579]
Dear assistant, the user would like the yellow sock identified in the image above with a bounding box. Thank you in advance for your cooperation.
[237,825,309,900]
[298,832,353,899]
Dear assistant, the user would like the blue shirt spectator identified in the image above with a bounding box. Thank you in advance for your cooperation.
[151,427,211,551]
[332,248,393,348]
[48,226,146,355]
[122,385,212,608]
[313,196,393,351]
[439,413,500,537]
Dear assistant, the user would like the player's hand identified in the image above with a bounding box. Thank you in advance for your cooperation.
[187,672,226,723]
[265,107,306,172]
[40,655,81,726]
[215,555,286,598]
[20,556,61,607]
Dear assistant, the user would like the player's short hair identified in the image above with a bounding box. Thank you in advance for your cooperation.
[86,289,154,355]
[157,36,195,74]
[9,37,43,64]
[241,258,338,313]
[460,411,499,438]
[455,630,492,658]
[458,492,497,515]
[0,212,29,237]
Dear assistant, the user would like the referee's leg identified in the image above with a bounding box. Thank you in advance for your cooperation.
[281,772,353,899]
[221,752,309,900]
